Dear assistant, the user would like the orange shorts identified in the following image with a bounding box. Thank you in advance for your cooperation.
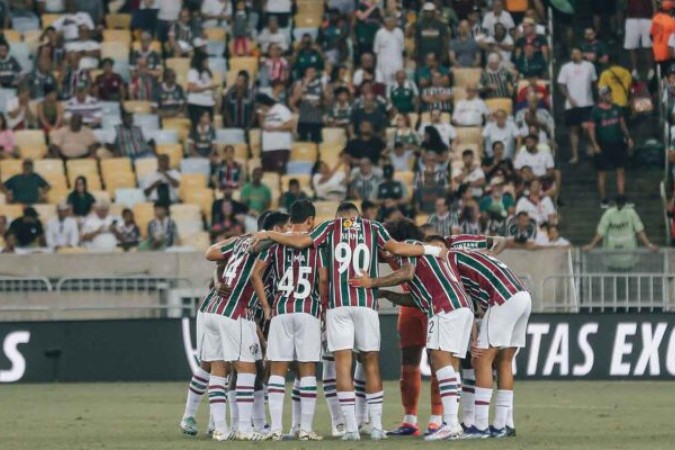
[397,306,428,349]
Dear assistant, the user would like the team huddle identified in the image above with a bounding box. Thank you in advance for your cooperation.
[178,199,531,441]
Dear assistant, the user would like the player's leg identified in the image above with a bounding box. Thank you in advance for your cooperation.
[355,307,386,440]
[353,354,368,430]
[227,369,238,433]
[290,373,301,436]
[266,361,289,440]
[425,349,461,440]
[208,360,231,440]
[492,347,517,437]
[180,360,211,435]
[460,356,476,429]
[295,313,324,441]
[253,359,267,433]
[321,351,345,435]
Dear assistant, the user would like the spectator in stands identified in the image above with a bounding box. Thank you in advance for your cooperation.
[376,164,407,208]
[258,16,288,54]
[480,52,514,99]
[515,92,553,142]
[624,0,654,80]
[115,208,141,251]
[320,11,349,65]
[415,2,450,65]
[420,125,450,160]
[453,149,486,198]
[479,176,514,222]
[416,151,449,187]
[50,7,92,43]
[428,196,459,235]
[598,54,632,118]
[580,27,608,75]
[583,194,657,252]
[0,113,17,158]
[213,145,244,191]
[211,198,245,239]
[67,175,96,218]
[482,109,521,159]
[114,112,154,160]
[345,120,387,165]
[155,69,187,118]
[350,92,388,137]
[506,211,538,249]
[257,93,294,174]
[201,0,232,29]
[7,85,36,130]
[37,26,63,67]
[586,86,633,208]
[94,58,126,102]
[361,200,379,221]
[186,52,217,128]
[650,1,675,75]
[156,0,183,42]
[482,0,515,36]
[312,157,349,201]
[279,178,309,212]
[414,168,447,214]
[393,115,420,154]
[373,14,405,85]
[81,199,119,251]
[420,71,453,113]
[349,157,383,201]
[230,0,253,56]
[513,17,549,62]
[261,43,289,88]
[64,24,100,70]
[456,184,481,233]
[354,0,383,60]
[65,84,102,128]
[221,70,255,129]
[46,202,79,250]
[1,159,49,204]
[139,202,179,251]
[72,0,103,26]
[416,52,450,88]
[37,86,64,135]
[241,167,272,216]
[482,140,514,178]
[536,223,571,248]
[60,52,90,100]
[450,20,481,68]
[479,23,514,67]
[142,154,180,205]
[1,230,17,253]
[9,206,44,248]
[513,42,548,79]
[388,70,419,115]
[324,86,352,130]
[558,47,597,164]
[514,134,556,192]
[130,31,163,78]
[452,83,489,127]
[0,42,22,88]
[24,56,57,100]
[49,114,99,159]
[188,111,217,159]
[167,8,194,58]
[291,67,326,143]
[294,34,324,80]
[515,178,557,226]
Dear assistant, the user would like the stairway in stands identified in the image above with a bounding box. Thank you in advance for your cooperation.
[551,4,667,245]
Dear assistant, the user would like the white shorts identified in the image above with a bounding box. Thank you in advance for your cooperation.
[326,306,380,352]
[624,18,652,50]
[477,291,532,349]
[426,308,474,358]
[200,313,261,363]
[267,313,322,362]
[242,318,263,361]
[195,311,206,361]
[321,329,333,360]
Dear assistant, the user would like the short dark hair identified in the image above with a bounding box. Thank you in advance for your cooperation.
[255,93,276,106]
[257,210,271,230]
[288,178,300,187]
[525,134,539,141]
[384,218,424,242]
[462,149,474,157]
[492,140,504,149]
[290,199,315,224]
[337,201,360,215]
[262,211,290,230]
[424,234,447,246]
[360,200,377,212]
[153,201,169,211]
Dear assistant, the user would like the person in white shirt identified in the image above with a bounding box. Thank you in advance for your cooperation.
[46,202,79,250]
[418,108,457,148]
[186,53,217,128]
[452,83,490,127]
[481,0,515,36]
[482,109,522,158]
[257,93,294,174]
[201,0,232,29]
[64,25,100,70]
[258,16,290,53]
[373,14,404,85]
[515,178,557,226]
[452,149,486,198]
[51,11,94,41]
[38,0,66,14]
[557,47,597,164]
[80,200,119,251]
[535,223,571,248]
[157,0,183,41]
[312,158,349,201]
[265,0,293,28]
[142,154,181,203]
[514,134,559,198]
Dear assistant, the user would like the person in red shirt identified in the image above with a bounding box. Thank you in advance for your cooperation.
[94,58,127,102]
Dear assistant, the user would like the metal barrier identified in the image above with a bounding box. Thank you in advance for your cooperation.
[55,276,193,293]
[0,276,52,292]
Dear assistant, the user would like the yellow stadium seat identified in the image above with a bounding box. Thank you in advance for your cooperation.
[321,128,347,146]
[100,158,133,179]
[179,174,208,199]
[41,172,68,190]
[105,172,137,197]
[455,127,483,146]
[394,171,415,201]
[33,203,56,224]
[33,159,64,177]
[213,114,223,129]
[3,29,21,43]
[269,189,280,209]
[66,158,97,176]
[163,117,191,142]
[181,231,211,251]
[15,130,47,154]
[204,27,226,41]
[485,98,513,116]
[297,0,324,15]
[290,142,318,162]
[56,246,88,254]
[453,87,467,104]
[453,68,482,88]
[106,13,132,29]
[46,188,69,205]
[156,144,183,169]
[220,142,249,160]
[0,159,23,182]
[0,204,25,220]
[294,13,322,28]
[229,57,259,77]
[261,172,280,191]
[247,158,261,174]
[91,190,112,204]
[166,58,191,75]
[101,42,130,62]
[415,214,429,226]
[182,187,215,217]
[319,143,344,167]
[281,174,311,192]
[134,157,158,181]
[103,29,131,45]
[131,40,162,53]
[18,145,47,160]
[23,29,43,54]
[41,14,61,29]
[123,100,152,114]
[171,203,202,220]
[248,128,261,157]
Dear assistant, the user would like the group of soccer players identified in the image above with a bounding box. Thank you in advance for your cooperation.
[177,199,531,441]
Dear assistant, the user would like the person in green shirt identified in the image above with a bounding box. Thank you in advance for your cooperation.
[355,0,383,58]
[240,167,272,215]
[278,178,308,212]
[1,159,50,205]
[294,34,324,80]
[479,178,515,219]
[587,86,634,208]
[415,53,451,88]
[388,70,419,114]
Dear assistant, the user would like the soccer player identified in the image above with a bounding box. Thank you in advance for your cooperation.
[451,249,531,439]
[252,202,445,441]
[251,200,325,441]
[350,223,474,441]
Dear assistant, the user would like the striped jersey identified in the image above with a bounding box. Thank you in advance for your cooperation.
[259,241,326,318]
[201,236,259,319]
[446,234,490,250]
[451,249,527,308]
[398,240,471,318]
[198,237,238,314]
[310,217,392,309]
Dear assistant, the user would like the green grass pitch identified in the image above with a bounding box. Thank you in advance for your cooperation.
[2,381,674,449]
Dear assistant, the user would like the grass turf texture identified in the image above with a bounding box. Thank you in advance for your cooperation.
[1,381,674,449]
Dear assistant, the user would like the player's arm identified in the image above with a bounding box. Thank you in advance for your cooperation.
[384,239,446,259]
[319,266,329,310]
[349,263,414,289]
[379,290,416,307]
[252,231,313,250]
[488,236,507,255]
[251,259,272,321]
[205,237,237,261]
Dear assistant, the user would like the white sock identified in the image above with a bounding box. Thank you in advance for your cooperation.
[353,362,367,425]
[208,412,215,431]
[183,366,209,419]
[436,365,459,429]
[493,389,513,430]
[474,387,493,431]
[337,391,358,433]
[403,414,417,425]
[291,378,301,431]
[299,376,318,432]
[227,390,238,431]
[267,375,285,432]
[253,388,266,431]
[506,399,515,428]
[461,368,476,427]
[322,359,344,427]
[428,415,442,426]
[366,391,384,431]
[236,373,256,433]
[208,375,228,433]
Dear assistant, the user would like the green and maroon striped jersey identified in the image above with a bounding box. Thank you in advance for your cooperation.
[398,240,472,317]
[446,234,490,250]
[259,240,326,318]
[310,217,392,309]
[202,236,259,318]
[198,237,239,313]
[451,249,527,308]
